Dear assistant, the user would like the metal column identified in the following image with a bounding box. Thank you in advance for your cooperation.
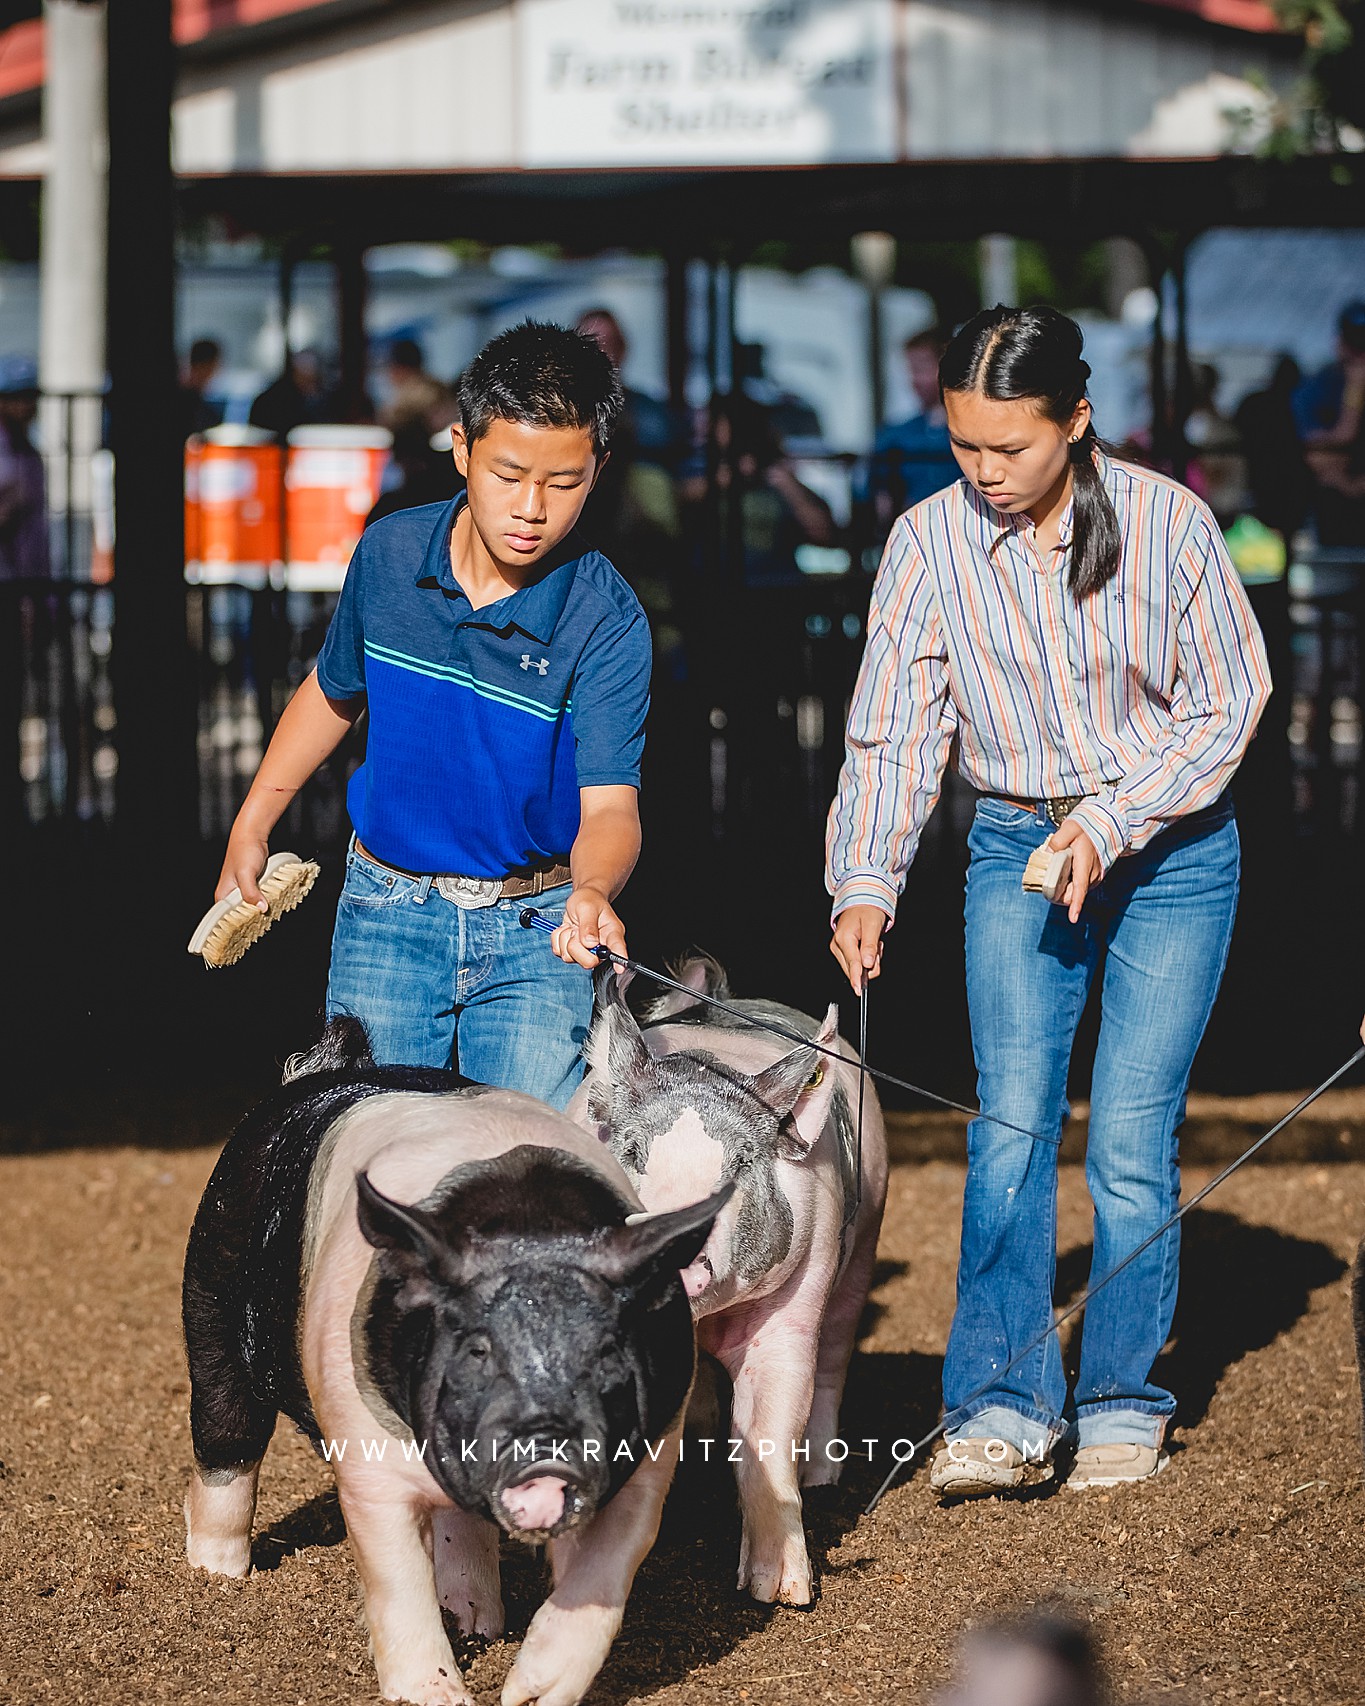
[107,0,197,841]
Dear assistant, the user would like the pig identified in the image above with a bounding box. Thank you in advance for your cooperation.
[569,958,888,1608]
[182,1016,728,1706]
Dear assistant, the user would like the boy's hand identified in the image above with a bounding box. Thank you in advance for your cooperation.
[216,830,271,910]
[552,885,627,969]
[830,904,888,994]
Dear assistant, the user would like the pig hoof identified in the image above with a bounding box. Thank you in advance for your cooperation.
[185,1534,252,1577]
[738,1552,813,1607]
[798,1461,843,1490]
[502,1603,619,1706]
[380,1676,475,1706]
[439,1589,505,1641]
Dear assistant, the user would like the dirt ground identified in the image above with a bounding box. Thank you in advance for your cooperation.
[2,1131,1363,1705]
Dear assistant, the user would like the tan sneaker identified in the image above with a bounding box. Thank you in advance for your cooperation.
[929,1437,1054,1498]
[1066,1442,1169,1489]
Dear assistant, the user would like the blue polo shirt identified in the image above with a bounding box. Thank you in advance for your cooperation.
[315,495,651,877]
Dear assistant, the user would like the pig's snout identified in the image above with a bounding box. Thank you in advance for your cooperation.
[501,1475,570,1533]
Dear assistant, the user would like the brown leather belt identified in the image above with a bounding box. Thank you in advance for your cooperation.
[981,792,1089,829]
[354,839,572,900]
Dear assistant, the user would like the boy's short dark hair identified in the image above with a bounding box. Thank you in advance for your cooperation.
[458,321,623,457]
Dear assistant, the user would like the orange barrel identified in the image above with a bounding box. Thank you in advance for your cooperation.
[186,424,283,588]
[284,425,392,589]
[183,434,202,574]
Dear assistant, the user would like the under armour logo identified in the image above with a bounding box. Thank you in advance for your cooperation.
[520,654,550,675]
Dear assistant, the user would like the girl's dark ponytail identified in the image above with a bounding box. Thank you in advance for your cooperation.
[1066,418,1122,600]
[941,305,1122,601]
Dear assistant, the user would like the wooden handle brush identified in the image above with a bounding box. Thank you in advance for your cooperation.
[1021,841,1072,905]
[188,852,321,968]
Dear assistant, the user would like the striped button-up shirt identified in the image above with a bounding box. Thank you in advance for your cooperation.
[826,454,1272,920]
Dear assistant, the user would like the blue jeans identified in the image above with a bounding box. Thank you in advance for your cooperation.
[324,841,591,1109]
[943,794,1240,1454]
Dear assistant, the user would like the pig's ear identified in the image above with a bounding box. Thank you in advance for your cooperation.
[597,1183,734,1290]
[355,1172,444,1268]
[751,1006,841,1161]
[585,963,651,1094]
[641,951,729,1021]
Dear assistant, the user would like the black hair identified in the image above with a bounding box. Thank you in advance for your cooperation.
[188,337,221,366]
[458,320,623,457]
[940,304,1122,601]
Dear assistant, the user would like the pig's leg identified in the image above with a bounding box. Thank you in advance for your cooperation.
[501,1427,682,1706]
[183,1261,277,1577]
[802,1220,881,1489]
[713,1308,820,1606]
[341,1491,474,1706]
[185,1461,263,1578]
[433,1505,504,1638]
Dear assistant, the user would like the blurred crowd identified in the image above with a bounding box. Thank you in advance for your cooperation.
[3,292,1364,594]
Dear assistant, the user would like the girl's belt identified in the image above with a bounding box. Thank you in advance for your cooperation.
[980,792,1091,828]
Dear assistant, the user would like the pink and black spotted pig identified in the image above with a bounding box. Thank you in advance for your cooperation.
[182,1018,727,1706]
[570,959,888,1608]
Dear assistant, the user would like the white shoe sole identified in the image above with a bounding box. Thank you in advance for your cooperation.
[1066,1452,1170,1490]
[930,1460,1054,1498]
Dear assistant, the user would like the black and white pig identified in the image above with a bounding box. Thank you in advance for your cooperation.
[182,1018,728,1706]
[569,959,888,1607]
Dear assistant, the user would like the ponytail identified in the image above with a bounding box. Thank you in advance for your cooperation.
[941,305,1122,602]
[1066,420,1122,600]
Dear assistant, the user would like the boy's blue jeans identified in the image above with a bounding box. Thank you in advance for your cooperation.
[325,840,590,1109]
[943,793,1240,1457]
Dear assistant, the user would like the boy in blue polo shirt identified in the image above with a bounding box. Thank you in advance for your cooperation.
[215,322,650,1108]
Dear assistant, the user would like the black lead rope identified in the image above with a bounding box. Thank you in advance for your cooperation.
[519,910,1365,1515]
[855,973,868,1227]
[519,909,1055,1145]
[863,1042,1365,1515]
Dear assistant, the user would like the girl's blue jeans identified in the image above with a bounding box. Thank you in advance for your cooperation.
[943,793,1240,1456]
[324,840,590,1110]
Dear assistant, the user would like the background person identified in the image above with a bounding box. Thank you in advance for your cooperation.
[1234,353,1312,543]
[177,337,225,440]
[680,392,836,588]
[378,335,455,438]
[827,305,1271,1498]
[1294,298,1365,546]
[248,347,335,438]
[0,356,47,581]
[860,326,958,541]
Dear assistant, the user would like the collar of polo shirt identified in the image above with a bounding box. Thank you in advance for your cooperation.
[413,492,581,647]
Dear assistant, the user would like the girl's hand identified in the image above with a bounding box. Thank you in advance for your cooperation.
[830,905,888,994]
[1049,819,1101,923]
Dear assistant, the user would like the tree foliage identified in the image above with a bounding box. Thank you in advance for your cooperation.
[1252,1,1365,153]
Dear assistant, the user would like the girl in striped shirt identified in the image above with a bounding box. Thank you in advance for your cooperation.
[827,306,1271,1498]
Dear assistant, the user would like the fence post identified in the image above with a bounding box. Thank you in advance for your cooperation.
[107,0,197,843]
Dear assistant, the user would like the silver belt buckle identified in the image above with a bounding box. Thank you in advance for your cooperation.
[1044,795,1085,828]
[435,874,502,909]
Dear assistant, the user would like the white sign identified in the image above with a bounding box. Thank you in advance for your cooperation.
[518,0,898,168]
